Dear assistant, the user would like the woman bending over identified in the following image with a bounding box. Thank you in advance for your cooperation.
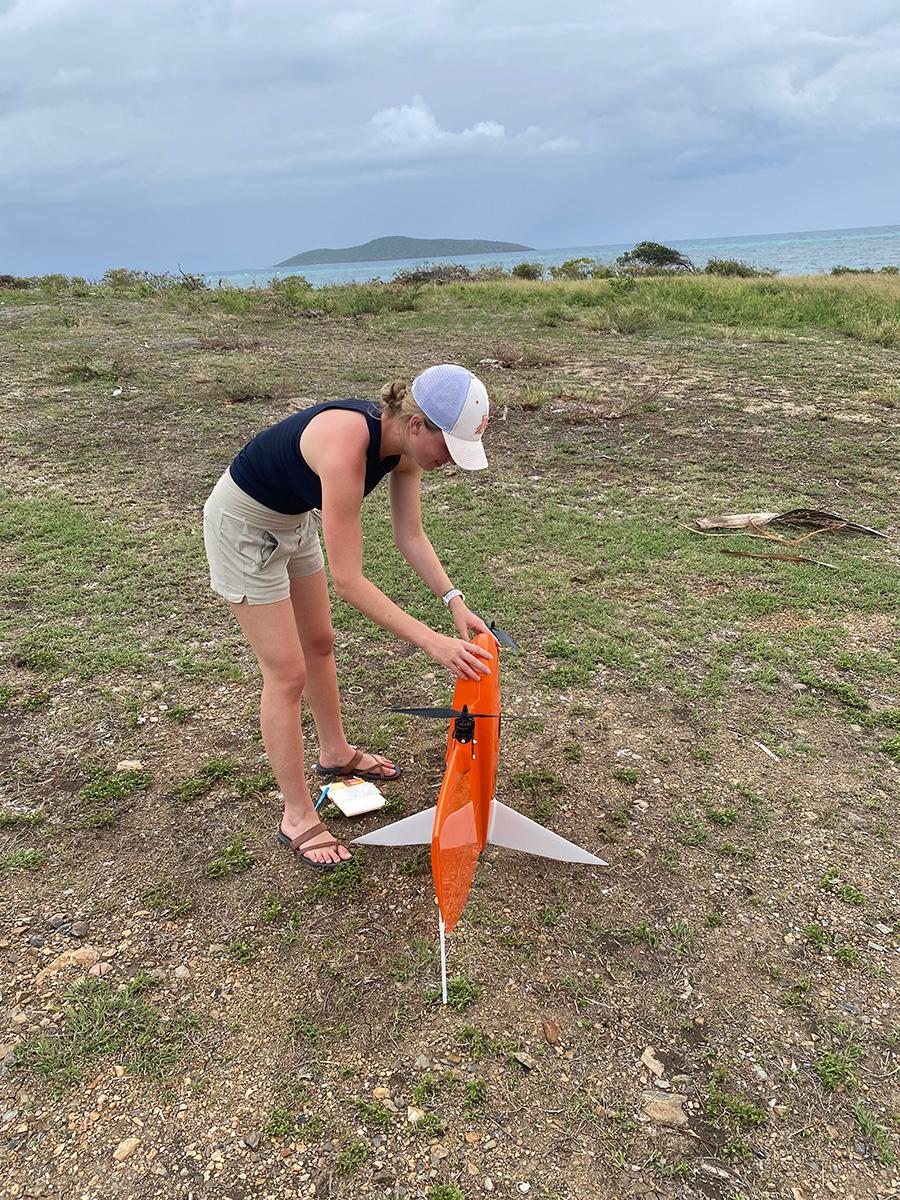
[203,364,493,869]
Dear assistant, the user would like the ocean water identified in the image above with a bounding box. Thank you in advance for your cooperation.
[206,224,900,290]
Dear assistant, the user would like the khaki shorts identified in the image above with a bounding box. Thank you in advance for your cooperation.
[202,470,325,605]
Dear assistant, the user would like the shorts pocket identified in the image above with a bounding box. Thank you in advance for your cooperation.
[217,512,285,574]
[259,530,280,568]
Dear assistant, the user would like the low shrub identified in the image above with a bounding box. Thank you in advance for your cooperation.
[548,257,614,280]
[511,261,544,280]
[704,258,775,278]
[617,241,695,273]
[832,264,899,275]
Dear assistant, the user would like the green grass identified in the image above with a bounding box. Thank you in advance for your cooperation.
[813,1025,866,1092]
[706,1067,767,1128]
[0,489,244,685]
[354,1097,393,1127]
[263,1107,295,1138]
[426,974,481,1011]
[206,838,253,878]
[141,877,194,918]
[463,1077,487,1110]
[227,938,256,964]
[174,759,239,804]
[819,868,865,906]
[335,1138,369,1175]
[20,973,193,1090]
[304,856,362,902]
[851,1103,897,1166]
[428,1187,466,1200]
[612,922,660,949]
[0,848,46,874]
[3,266,899,1193]
[13,269,900,348]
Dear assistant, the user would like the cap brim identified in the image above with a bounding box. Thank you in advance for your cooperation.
[443,431,488,470]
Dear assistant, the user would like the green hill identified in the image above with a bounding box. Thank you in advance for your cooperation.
[274,235,533,268]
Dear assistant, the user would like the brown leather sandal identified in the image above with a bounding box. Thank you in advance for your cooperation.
[315,748,402,783]
[276,821,352,870]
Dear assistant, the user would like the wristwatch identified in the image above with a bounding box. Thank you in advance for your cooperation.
[442,588,465,607]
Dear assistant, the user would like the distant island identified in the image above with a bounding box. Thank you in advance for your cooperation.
[274,235,533,268]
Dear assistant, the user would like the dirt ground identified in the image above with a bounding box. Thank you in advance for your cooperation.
[1,284,898,1200]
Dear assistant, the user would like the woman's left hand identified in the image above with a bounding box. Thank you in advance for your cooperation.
[451,603,491,640]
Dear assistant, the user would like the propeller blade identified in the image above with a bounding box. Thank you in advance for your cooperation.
[392,706,462,719]
[489,622,519,649]
[392,706,519,721]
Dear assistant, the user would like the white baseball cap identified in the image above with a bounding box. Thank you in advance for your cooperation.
[411,364,490,470]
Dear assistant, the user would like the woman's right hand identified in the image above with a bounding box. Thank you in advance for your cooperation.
[425,633,493,681]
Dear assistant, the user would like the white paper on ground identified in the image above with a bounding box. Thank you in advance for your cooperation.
[325,778,387,817]
[487,800,607,865]
[351,805,437,846]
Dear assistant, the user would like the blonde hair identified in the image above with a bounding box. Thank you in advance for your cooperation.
[379,378,440,431]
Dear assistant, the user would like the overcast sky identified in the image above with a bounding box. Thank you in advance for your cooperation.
[2,0,899,275]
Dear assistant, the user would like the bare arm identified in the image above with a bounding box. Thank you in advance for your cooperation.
[302,411,490,678]
[390,462,492,640]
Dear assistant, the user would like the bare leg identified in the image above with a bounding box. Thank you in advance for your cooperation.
[228,596,350,864]
[289,571,396,776]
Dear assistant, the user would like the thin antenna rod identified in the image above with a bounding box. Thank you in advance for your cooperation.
[438,913,448,1006]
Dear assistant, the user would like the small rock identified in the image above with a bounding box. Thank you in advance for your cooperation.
[643,1092,688,1127]
[116,760,144,772]
[407,1107,426,1125]
[517,1186,531,1196]
[484,1180,494,1193]
[512,1052,536,1071]
[373,1086,391,1099]
[640,1047,665,1077]
[27,936,45,949]
[113,1136,141,1162]
[465,1131,480,1144]
[372,1169,394,1184]
[69,922,89,938]
[413,1055,430,1071]
[541,1021,560,1045]
[88,962,112,978]
[174,965,191,982]
[48,915,66,930]
[243,1132,261,1150]
[35,945,100,985]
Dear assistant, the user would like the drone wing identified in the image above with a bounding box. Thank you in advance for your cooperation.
[487,801,608,865]
[352,805,436,847]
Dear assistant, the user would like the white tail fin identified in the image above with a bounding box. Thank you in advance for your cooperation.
[351,805,436,847]
[487,801,607,865]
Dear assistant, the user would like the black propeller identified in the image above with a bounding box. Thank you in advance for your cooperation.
[391,706,506,720]
[487,621,518,649]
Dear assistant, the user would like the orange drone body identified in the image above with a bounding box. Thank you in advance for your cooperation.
[354,627,605,945]
[432,632,500,931]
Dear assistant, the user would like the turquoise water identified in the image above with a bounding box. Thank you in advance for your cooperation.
[207,224,900,289]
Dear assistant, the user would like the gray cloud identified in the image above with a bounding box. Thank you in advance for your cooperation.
[1,0,898,273]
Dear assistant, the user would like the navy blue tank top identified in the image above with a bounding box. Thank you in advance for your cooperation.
[229,399,401,514]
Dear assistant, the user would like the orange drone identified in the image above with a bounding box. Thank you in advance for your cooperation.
[354,627,606,1002]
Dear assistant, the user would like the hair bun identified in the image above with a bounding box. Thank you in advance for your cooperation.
[380,378,409,407]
